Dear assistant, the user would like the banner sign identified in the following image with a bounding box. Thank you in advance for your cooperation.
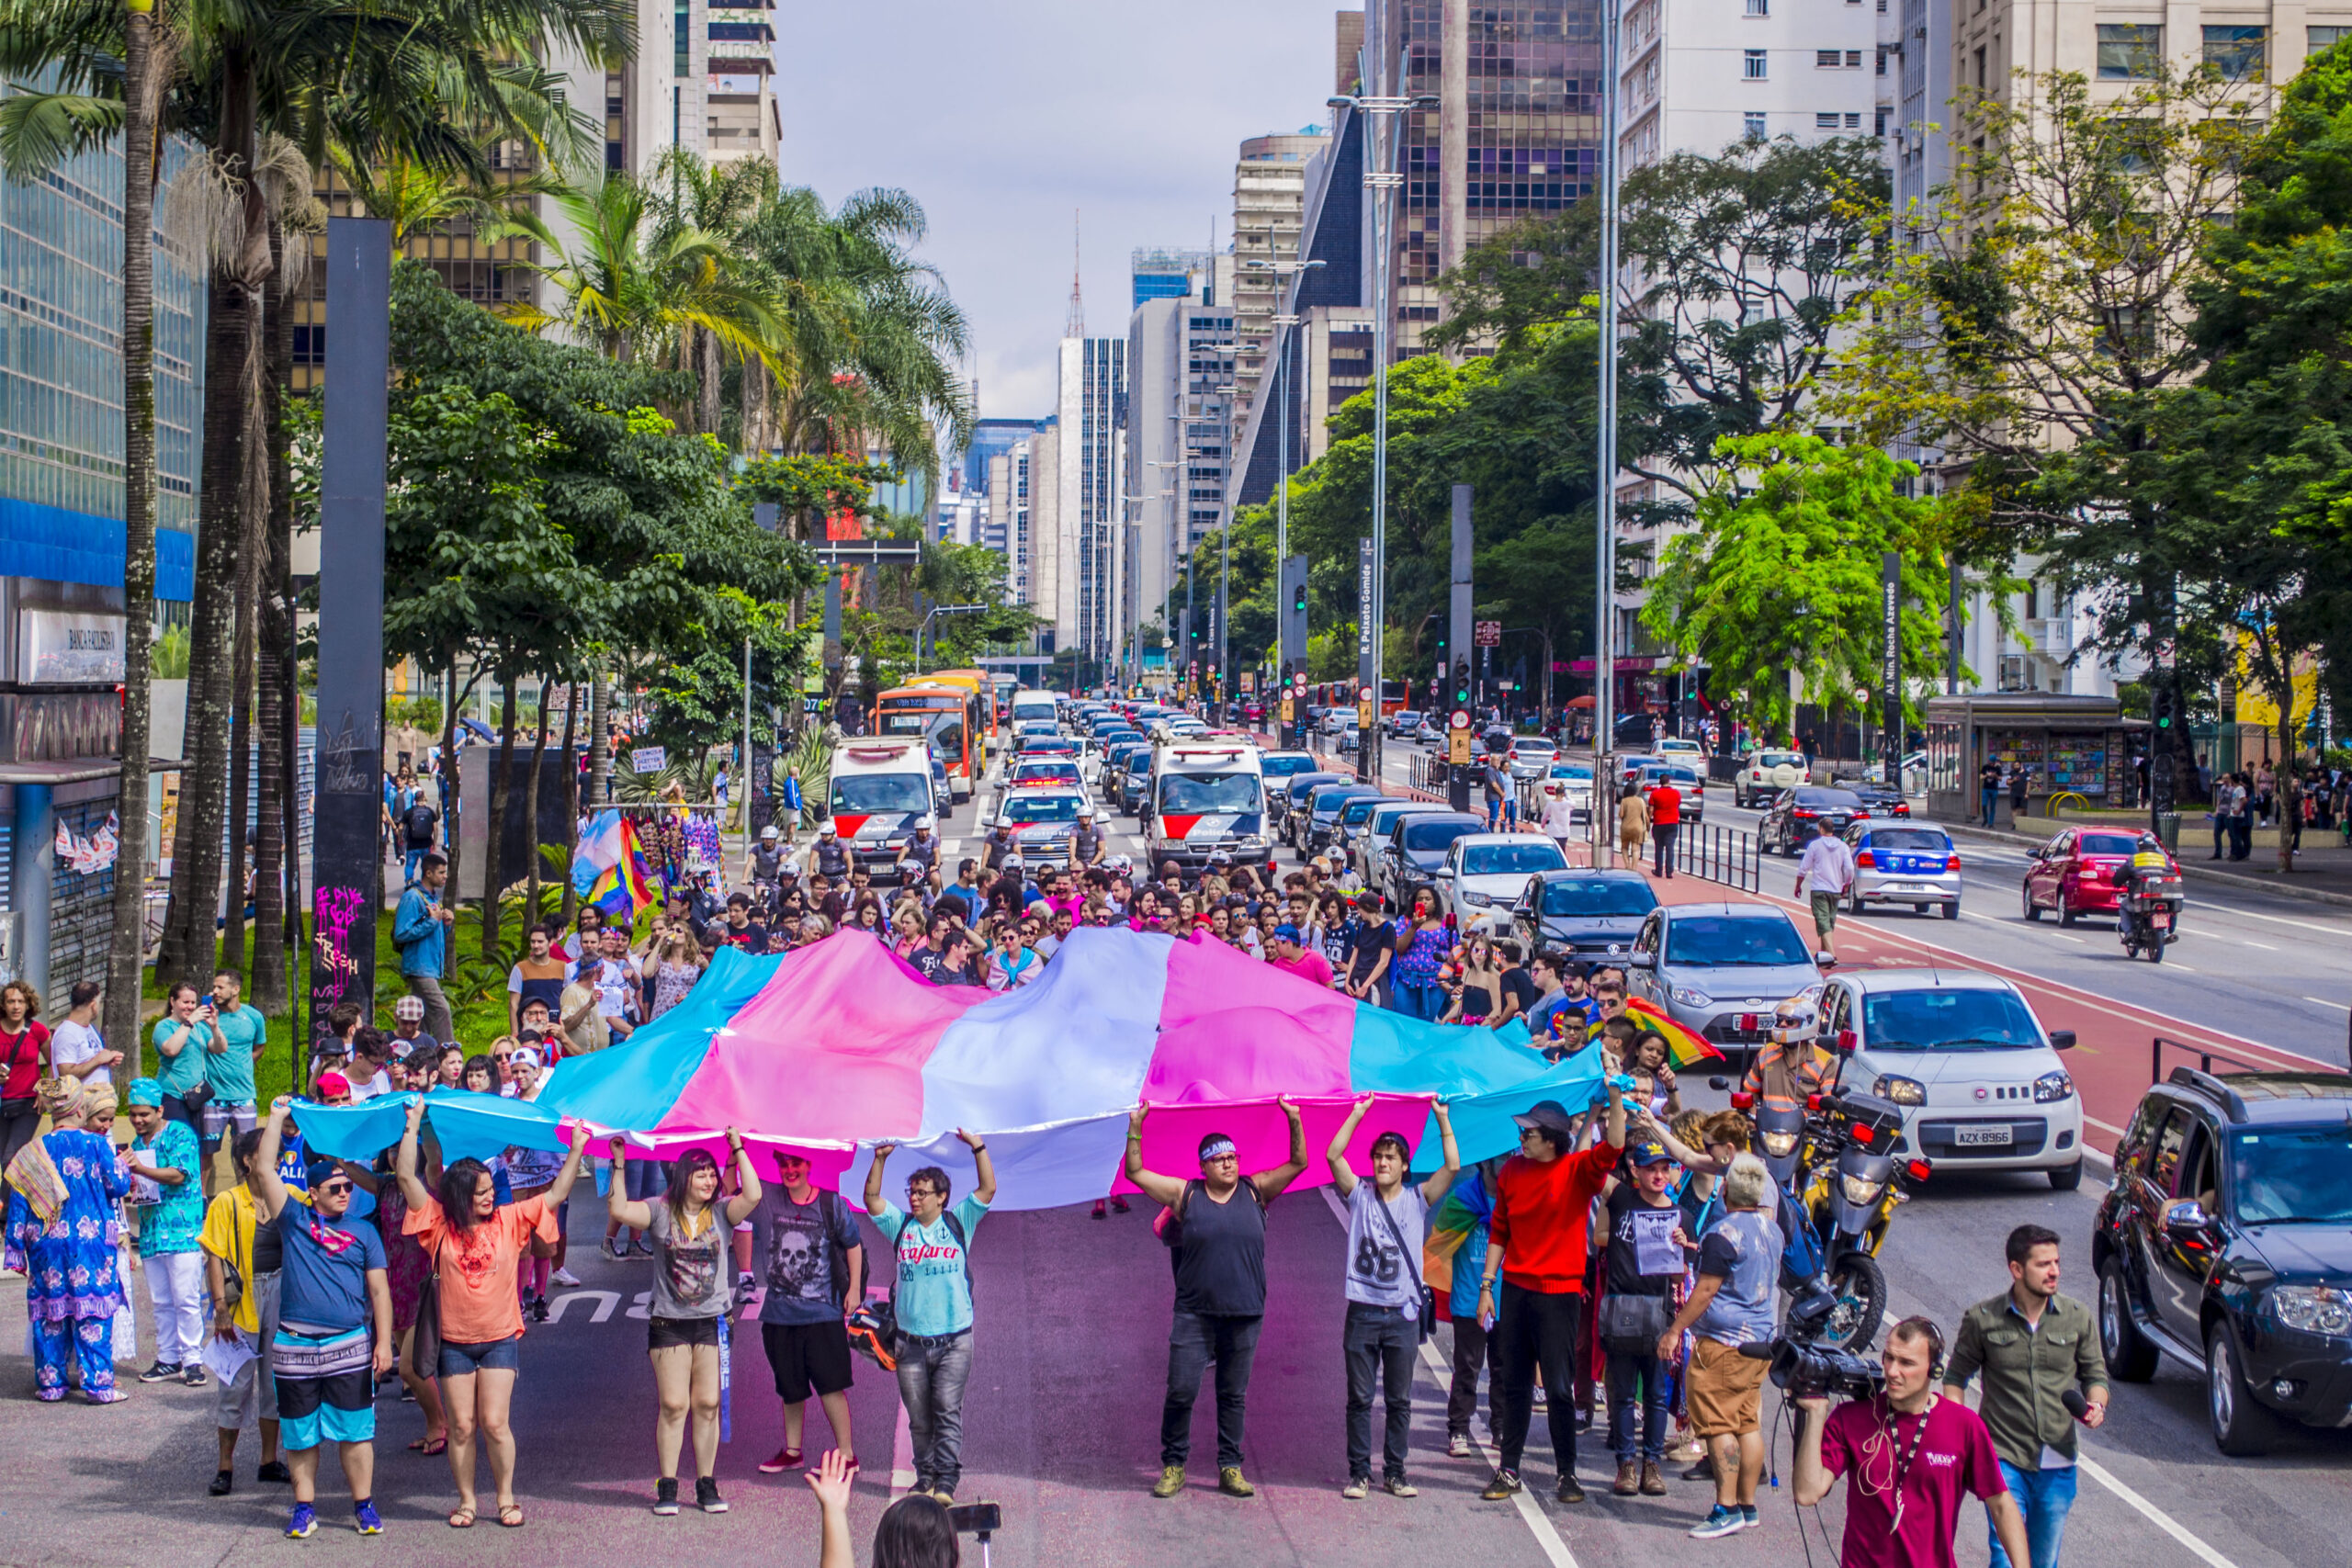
[20,610,126,682]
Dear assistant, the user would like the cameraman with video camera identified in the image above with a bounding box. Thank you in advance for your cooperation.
[1792,1316,2032,1568]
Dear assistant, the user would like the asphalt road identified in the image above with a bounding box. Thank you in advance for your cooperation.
[2,730,2346,1566]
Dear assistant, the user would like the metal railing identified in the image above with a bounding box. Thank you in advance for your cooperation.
[1673,822,1763,894]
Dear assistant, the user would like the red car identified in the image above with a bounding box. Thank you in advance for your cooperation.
[2021,827,2171,925]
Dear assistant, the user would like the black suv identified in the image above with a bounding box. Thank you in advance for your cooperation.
[2092,1055,2352,1454]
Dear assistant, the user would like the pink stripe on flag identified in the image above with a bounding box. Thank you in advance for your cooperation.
[1146,936,1357,1104]
[656,934,983,1141]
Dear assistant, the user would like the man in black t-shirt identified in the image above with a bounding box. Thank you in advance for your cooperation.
[1600,1140,1686,1496]
[1341,892,1393,1007]
[718,893,768,954]
[1489,939,1541,1030]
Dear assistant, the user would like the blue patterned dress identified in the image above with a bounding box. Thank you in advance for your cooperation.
[4,1126,132,1399]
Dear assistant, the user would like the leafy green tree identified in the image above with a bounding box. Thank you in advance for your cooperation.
[1639,434,2005,741]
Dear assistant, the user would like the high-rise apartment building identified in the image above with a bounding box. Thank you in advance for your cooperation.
[1125,292,1238,672]
[1048,339,1127,667]
[987,443,1036,601]
[1230,130,1330,419]
[1619,0,1889,169]
[706,0,783,170]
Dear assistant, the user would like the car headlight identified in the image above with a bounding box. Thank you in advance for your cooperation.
[1840,1174,1885,1208]
[2032,1070,2075,1104]
[1760,1130,1800,1158]
[1235,836,1264,852]
[1873,1075,1927,1107]
[2268,1285,2352,1337]
[1668,986,1713,1008]
[1461,891,1494,907]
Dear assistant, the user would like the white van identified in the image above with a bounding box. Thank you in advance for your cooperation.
[1147,743,1268,874]
[1008,687,1058,733]
[827,739,936,879]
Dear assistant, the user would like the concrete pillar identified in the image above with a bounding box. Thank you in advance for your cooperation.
[12,783,51,1001]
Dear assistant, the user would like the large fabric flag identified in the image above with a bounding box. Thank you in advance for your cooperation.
[571,809,653,921]
[535,928,1608,1211]
[1624,995,1722,1070]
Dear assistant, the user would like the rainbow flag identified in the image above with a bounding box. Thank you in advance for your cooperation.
[580,812,654,922]
[1625,995,1723,1069]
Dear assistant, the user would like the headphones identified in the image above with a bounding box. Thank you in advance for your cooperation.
[1891,1315,1947,1382]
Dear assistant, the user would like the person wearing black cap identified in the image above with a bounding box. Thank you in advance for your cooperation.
[1476,1078,1629,1504]
[1600,1136,1687,1497]
[1125,1097,1309,1501]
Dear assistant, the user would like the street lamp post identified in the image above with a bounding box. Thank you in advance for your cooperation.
[1591,3,1623,866]
[1329,87,1437,787]
[911,604,986,676]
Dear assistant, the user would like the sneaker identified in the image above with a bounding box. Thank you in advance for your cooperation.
[182,1364,209,1388]
[258,1460,292,1484]
[353,1501,383,1535]
[1681,1455,1716,1483]
[1531,1384,1547,1409]
[286,1503,318,1539]
[1384,1476,1418,1498]
[652,1478,680,1517]
[756,1447,803,1475]
[1151,1464,1186,1498]
[1613,1461,1640,1497]
[1641,1461,1668,1496]
[1556,1472,1587,1505]
[550,1267,582,1288]
[601,1239,627,1261]
[1481,1469,1523,1501]
[926,1487,954,1506]
[209,1471,232,1497]
[140,1361,180,1383]
[529,1294,548,1323]
[1216,1466,1255,1498]
[1690,1504,1745,1540]
[1741,1505,1759,1530]
[1342,1476,1371,1500]
[696,1477,727,1514]
[1091,1200,1107,1219]
[1447,1432,1476,1460]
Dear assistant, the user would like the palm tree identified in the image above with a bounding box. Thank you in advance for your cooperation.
[647,147,775,434]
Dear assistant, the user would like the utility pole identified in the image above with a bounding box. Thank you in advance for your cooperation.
[1592,0,1623,868]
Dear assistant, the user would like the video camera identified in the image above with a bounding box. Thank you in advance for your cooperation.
[1744,1286,1884,1402]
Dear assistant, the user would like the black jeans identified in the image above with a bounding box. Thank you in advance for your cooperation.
[1653,823,1679,877]
[1605,1348,1671,1463]
[1448,1314,1503,1437]
[1494,1281,1583,1477]
[1343,1302,1418,1482]
[0,1097,40,1172]
[1160,1311,1262,1470]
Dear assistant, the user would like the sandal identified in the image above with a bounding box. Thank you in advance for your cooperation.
[447,1506,477,1529]
[498,1504,526,1529]
[417,1436,447,1457]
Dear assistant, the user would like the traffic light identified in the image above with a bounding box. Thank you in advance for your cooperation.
[1433,621,1447,673]
[1452,657,1472,712]
[2151,685,2173,733]
[1292,579,1308,618]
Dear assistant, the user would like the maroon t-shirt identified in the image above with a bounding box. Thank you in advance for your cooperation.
[1818,1394,2008,1568]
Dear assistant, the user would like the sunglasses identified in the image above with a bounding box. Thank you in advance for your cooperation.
[315,1179,354,1195]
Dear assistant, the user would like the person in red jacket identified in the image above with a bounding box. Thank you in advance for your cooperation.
[1647,779,1682,879]
[1474,1077,1629,1505]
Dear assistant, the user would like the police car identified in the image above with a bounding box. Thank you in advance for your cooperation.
[984,784,1090,870]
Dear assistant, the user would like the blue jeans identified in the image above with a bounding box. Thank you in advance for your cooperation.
[1982,788,1999,828]
[1390,983,1443,1021]
[1604,1348,1669,1463]
[1988,1459,2077,1568]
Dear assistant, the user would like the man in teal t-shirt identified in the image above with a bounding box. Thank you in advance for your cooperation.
[864,1132,996,1504]
[202,969,269,1162]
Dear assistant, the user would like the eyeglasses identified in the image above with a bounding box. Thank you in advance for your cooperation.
[907,1186,942,1200]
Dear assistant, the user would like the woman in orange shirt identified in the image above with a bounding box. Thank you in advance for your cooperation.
[394,1100,588,1529]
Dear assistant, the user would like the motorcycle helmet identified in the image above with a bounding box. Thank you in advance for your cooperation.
[1767,993,1820,1046]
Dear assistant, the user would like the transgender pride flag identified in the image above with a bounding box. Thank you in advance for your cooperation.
[527,929,1606,1211]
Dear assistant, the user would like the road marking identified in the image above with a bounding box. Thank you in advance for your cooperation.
[2074,1455,2244,1568]
[2305,996,2350,1010]
[2195,903,2352,941]
[2052,932,2086,944]
[1318,1189,1577,1566]
[2236,940,2278,951]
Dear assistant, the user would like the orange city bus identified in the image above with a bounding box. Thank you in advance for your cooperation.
[873,683,982,802]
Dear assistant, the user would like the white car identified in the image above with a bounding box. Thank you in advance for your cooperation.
[1507,737,1559,782]
[1656,737,1703,761]
[1733,749,1810,808]
[1817,968,2087,1189]
[1430,831,1569,931]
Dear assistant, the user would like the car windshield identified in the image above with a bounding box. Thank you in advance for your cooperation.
[1463,842,1566,875]
[1541,878,1660,917]
[1860,988,2042,1051]
[1261,755,1315,779]
[831,774,931,814]
[2079,833,2140,855]
[1159,773,1261,813]
[1664,914,1811,966]
[1515,740,1557,754]
[1290,776,1340,802]
[1002,794,1080,824]
[1012,764,1078,783]
[1314,790,1374,818]
[1864,829,1951,852]
[1551,762,1594,781]
[1645,767,1700,786]
[2231,1127,2352,1224]
[1403,819,1482,852]
[1340,796,1385,826]
[1396,712,1422,725]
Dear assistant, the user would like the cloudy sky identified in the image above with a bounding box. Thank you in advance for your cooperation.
[772,2,1345,420]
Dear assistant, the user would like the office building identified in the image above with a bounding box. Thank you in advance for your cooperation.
[963,416,1045,494]
[1230,129,1330,419]
[1046,338,1126,667]
[0,90,205,1009]
[987,441,1037,600]
[1125,291,1238,673]
[1618,0,1889,170]
[1132,247,1212,309]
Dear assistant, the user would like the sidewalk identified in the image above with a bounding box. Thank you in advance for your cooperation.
[1939,810,2352,909]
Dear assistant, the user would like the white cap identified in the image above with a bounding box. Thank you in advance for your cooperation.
[915,816,935,831]
[761,825,779,840]
[820,822,839,836]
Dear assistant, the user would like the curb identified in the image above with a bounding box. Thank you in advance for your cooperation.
[1936,818,2352,911]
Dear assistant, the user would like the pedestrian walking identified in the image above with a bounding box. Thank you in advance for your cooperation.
[1942,1224,2109,1568]
[1476,1082,1629,1506]
[252,1099,393,1538]
[1125,1096,1310,1499]
[203,969,268,1193]
[3,1077,131,1402]
[865,1130,996,1504]
[395,1097,589,1529]
[754,1150,865,1479]
[127,1077,209,1387]
[1618,784,1650,863]
[200,1128,290,1495]
[392,853,457,1044]
[609,1129,762,1516]
[1657,1152,1781,1539]
[1327,1094,1460,1498]
[1648,774,1682,879]
[1794,819,1856,957]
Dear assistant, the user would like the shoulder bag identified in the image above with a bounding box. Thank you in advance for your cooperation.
[1370,1190,1438,1343]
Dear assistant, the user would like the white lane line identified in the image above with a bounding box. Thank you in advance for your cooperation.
[1318,1188,1577,1566]
[2194,903,2352,941]
[2074,1456,2244,1568]
[2304,997,2349,1010]
[2236,940,2279,951]
[2052,932,2086,944]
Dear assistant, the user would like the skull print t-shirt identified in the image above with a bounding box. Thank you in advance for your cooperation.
[646,1201,734,1321]
[758,1189,864,1326]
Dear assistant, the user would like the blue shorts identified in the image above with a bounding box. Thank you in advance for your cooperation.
[438,1335,522,1377]
[272,1326,376,1451]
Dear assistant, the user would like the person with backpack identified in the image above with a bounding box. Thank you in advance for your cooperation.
[753,1153,865,1479]
[1326,1094,1462,1500]
[400,785,439,886]
[862,1131,995,1504]
[1125,1096,1310,1501]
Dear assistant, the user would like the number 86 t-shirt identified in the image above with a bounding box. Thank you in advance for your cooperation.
[1342,1182,1429,1312]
